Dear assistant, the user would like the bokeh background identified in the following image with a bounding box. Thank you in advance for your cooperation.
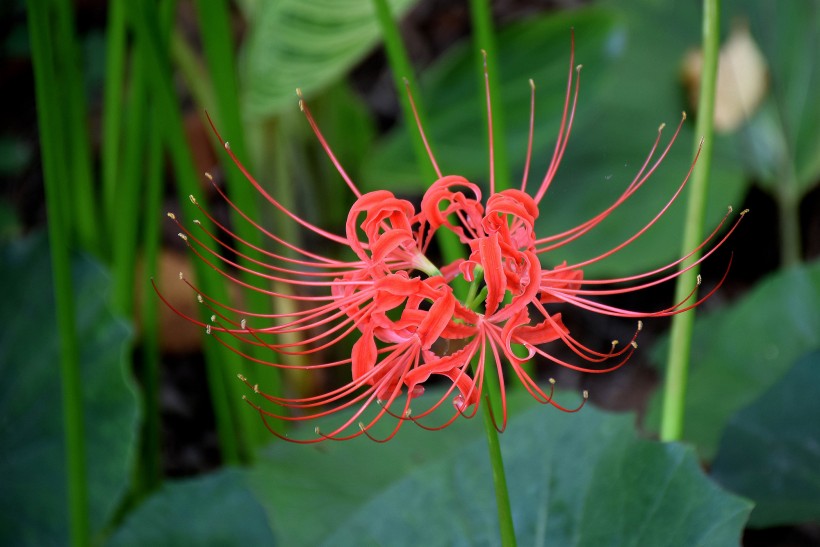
[1,0,818,545]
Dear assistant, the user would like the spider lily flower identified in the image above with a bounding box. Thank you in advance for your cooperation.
[157,37,746,443]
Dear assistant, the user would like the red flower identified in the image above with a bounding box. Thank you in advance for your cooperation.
[158,38,745,443]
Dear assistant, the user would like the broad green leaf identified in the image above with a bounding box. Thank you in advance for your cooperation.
[647,260,820,459]
[246,389,538,546]
[107,470,276,545]
[729,0,820,195]
[242,0,419,116]
[0,233,138,545]
[311,403,751,546]
[241,388,749,545]
[361,5,747,276]
[711,350,820,528]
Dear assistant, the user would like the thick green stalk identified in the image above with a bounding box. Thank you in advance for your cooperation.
[129,0,246,464]
[660,0,721,442]
[27,1,89,544]
[469,0,510,192]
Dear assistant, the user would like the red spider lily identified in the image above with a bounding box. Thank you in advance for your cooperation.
[157,37,746,443]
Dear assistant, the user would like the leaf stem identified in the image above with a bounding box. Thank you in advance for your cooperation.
[660,0,721,442]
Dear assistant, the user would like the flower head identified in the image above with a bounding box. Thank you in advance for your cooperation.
[158,37,746,443]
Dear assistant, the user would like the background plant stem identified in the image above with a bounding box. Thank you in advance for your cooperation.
[27,0,89,543]
[660,0,721,442]
[469,0,510,192]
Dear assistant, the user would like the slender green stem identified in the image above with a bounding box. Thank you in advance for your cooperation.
[129,0,245,464]
[370,0,464,272]
[660,0,721,442]
[469,0,510,193]
[101,0,127,241]
[481,401,517,547]
[53,0,98,254]
[139,110,165,492]
[776,153,802,267]
[194,0,283,449]
[111,46,148,317]
[371,0,436,184]
[27,1,89,544]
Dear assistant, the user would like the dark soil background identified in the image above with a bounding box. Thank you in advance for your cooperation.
[2,1,818,545]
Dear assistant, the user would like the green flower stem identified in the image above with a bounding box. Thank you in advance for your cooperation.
[129,0,246,464]
[480,398,517,547]
[660,0,721,442]
[370,0,464,270]
[469,0,510,193]
[464,273,516,546]
[27,0,89,544]
[371,0,435,184]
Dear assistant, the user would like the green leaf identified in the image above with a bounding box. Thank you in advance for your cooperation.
[0,233,138,545]
[311,403,750,546]
[647,259,820,459]
[362,4,747,276]
[107,469,276,545]
[242,0,419,116]
[711,350,820,528]
[245,391,749,546]
[729,0,820,194]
